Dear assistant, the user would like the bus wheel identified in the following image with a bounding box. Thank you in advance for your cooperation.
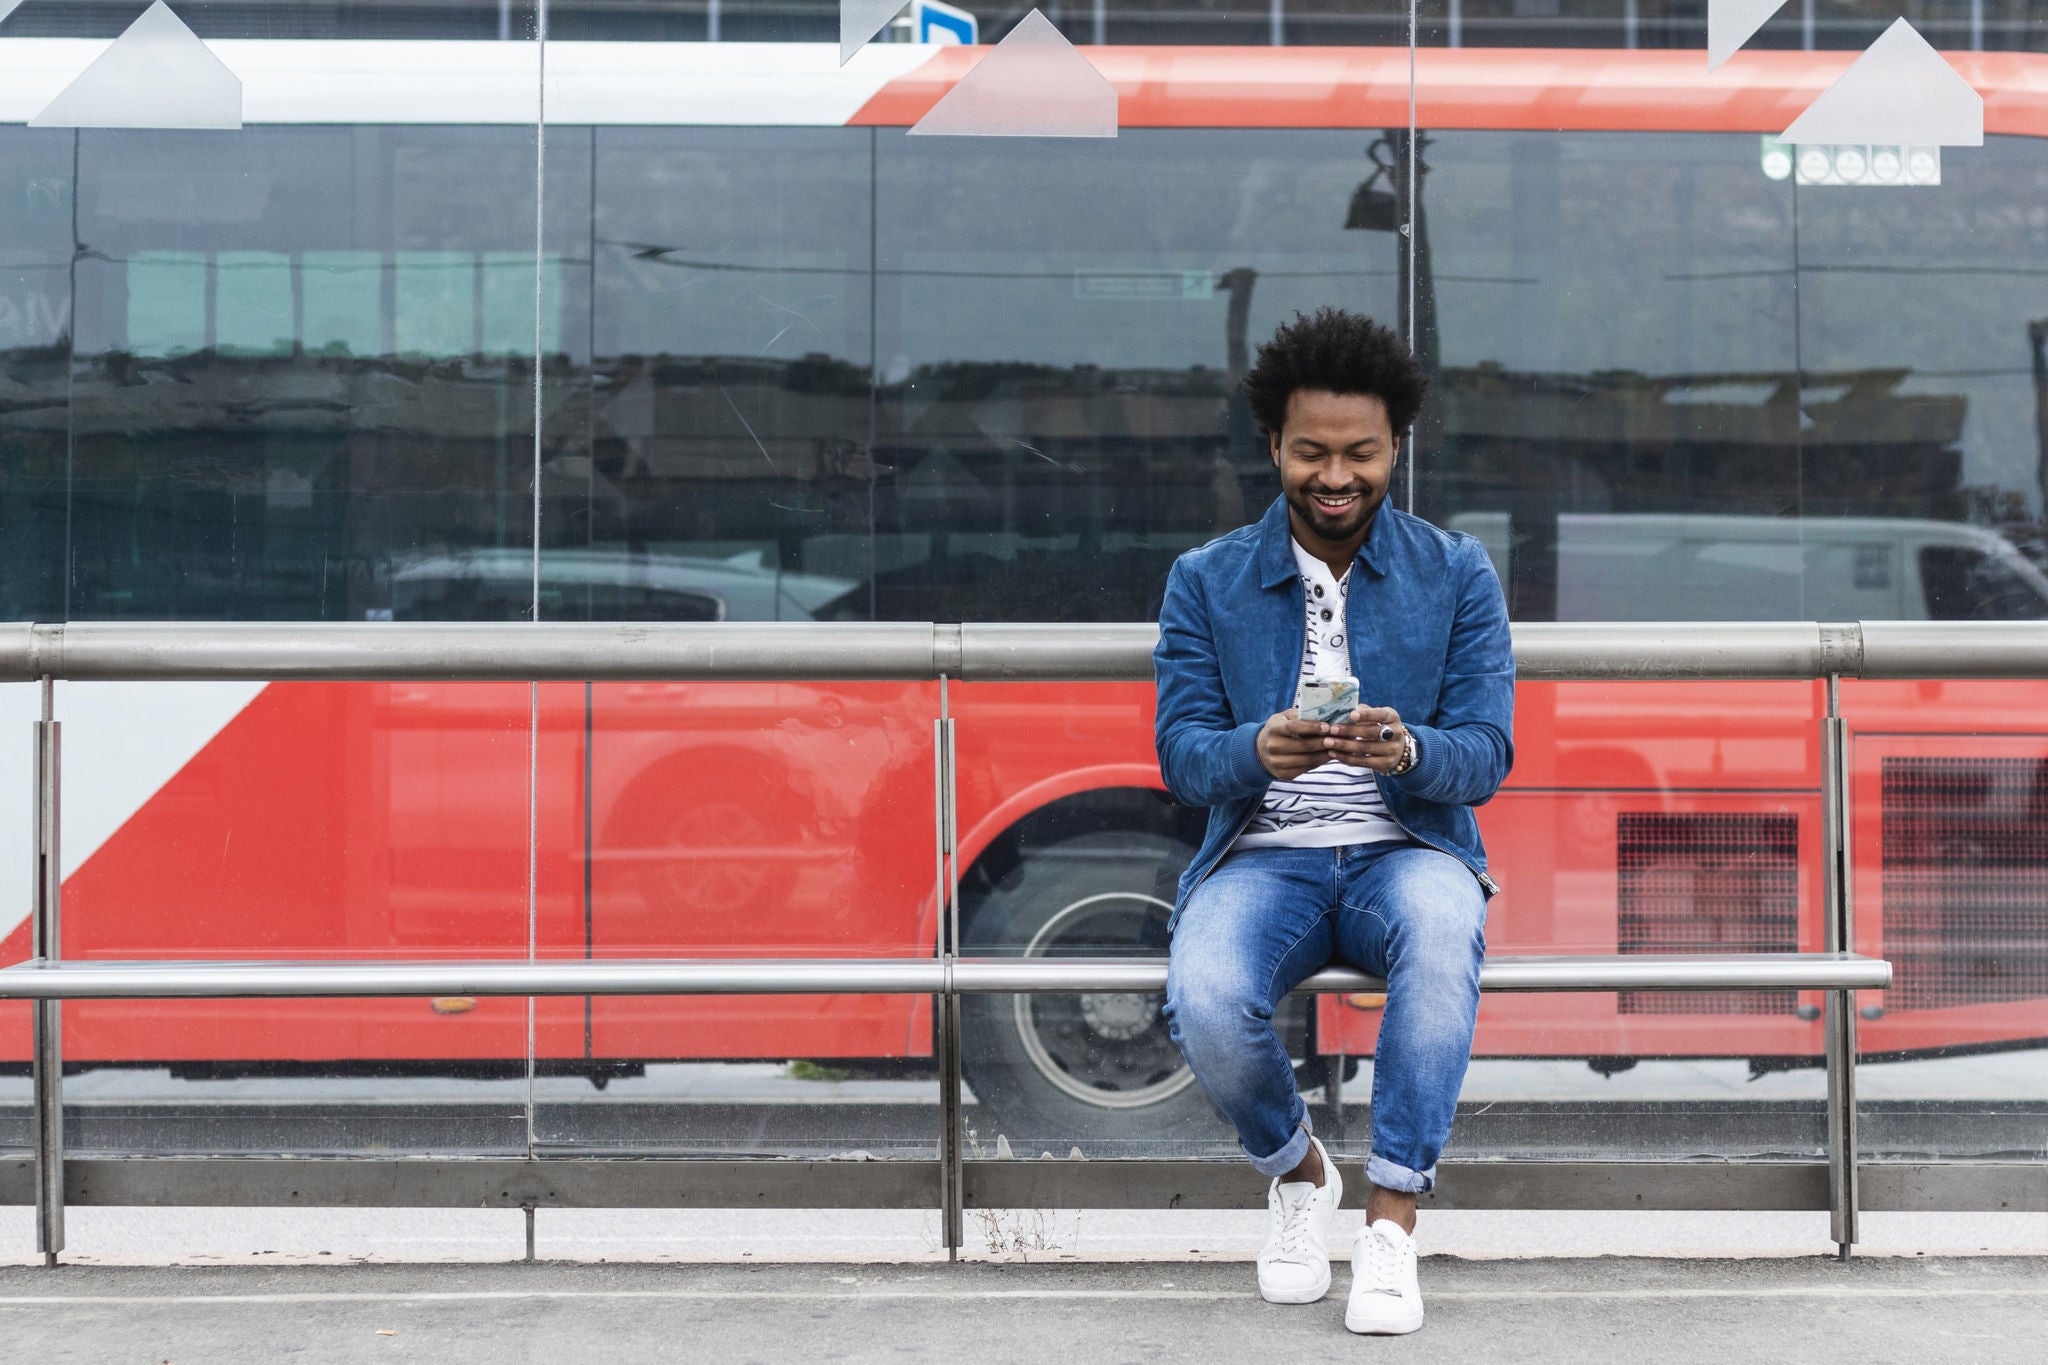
[959,832,1225,1145]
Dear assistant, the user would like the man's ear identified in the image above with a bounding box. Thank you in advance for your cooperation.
[1268,431,1282,469]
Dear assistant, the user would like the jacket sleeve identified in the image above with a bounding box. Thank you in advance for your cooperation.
[1153,557,1273,809]
[1389,536,1516,808]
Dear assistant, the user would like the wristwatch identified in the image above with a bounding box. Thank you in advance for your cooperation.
[1390,730,1419,776]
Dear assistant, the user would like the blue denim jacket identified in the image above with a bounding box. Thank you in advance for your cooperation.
[1153,495,1515,925]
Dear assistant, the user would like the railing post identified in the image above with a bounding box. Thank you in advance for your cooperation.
[31,675,64,1266]
[934,677,963,1261]
[1820,674,1859,1258]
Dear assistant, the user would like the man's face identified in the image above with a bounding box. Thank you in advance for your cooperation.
[1269,389,1399,548]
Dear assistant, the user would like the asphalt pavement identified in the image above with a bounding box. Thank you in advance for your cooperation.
[0,1255,2043,1364]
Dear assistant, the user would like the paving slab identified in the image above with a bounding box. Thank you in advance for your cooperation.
[0,1255,2044,1364]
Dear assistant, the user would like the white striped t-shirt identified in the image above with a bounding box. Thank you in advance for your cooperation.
[1232,538,1410,851]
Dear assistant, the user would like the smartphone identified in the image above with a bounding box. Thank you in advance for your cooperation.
[1295,675,1360,725]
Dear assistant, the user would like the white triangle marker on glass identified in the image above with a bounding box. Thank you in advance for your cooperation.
[1707,0,1786,73]
[908,8,1116,139]
[1780,18,1983,147]
[841,0,909,67]
[30,1,242,130]
[0,1,27,27]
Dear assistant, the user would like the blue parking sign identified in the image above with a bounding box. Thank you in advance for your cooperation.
[916,0,977,44]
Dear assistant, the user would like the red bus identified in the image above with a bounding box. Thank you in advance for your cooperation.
[3,40,2046,1142]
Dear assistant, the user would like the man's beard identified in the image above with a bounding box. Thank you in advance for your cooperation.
[1287,485,1380,543]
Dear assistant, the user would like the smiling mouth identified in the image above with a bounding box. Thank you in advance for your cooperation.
[1309,491,1362,512]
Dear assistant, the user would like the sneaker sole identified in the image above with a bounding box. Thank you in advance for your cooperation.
[1344,1307,1424,1335]
[1259,1273,1331,1305]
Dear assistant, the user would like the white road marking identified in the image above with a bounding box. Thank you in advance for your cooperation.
[0,1283,2043,1307]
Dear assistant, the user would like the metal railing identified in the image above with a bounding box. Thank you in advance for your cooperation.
[10,618,2048,682]
[6,618,2038,1265]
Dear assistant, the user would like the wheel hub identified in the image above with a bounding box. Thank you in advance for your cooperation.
[1010,889,1199,1110]
[1079,991,1156,1041]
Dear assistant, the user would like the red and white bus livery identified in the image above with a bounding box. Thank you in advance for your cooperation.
[3,39,2046,1138]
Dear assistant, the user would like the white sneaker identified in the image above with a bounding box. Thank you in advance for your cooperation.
[1256,1135,1342,1304]
[1345,1217,1424,1335]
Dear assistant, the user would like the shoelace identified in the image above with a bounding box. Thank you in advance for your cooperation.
[1271,1188,1319,1263]
[1356,1228,1407,1295]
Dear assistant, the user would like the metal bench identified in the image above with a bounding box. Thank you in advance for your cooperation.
[10,616,2024,1265]
[0,950,1891,1266]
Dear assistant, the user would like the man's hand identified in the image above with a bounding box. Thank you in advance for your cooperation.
[1256,706,1409,779]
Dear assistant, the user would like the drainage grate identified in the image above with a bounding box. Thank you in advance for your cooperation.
[1618,812,1800,1015]
[1881,756,2048,1010]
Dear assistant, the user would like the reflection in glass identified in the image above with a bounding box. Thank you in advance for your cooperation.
[1797,133,2048,626]
[13,123,548,623]
[531,998,942,1159]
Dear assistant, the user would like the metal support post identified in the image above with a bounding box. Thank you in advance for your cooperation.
[1326,1053,1347,1141]
[934,678,963,1260]
[1820,675,1859,1257]
[523,1202,537,1262]
[32,676,63,1266]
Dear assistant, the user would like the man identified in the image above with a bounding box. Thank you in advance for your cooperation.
[1153,308,1513,1335]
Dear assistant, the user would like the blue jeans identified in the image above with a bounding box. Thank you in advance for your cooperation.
[1163,842,1487,1193]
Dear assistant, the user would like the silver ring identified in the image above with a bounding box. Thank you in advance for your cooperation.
[1377,723,1394,742]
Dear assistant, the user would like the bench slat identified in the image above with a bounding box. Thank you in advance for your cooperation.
[0,952,1889,999]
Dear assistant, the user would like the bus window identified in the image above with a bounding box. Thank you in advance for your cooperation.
[1920,547,2048,621]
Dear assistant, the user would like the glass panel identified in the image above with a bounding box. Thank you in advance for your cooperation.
[56,119,552,622]
[1793,140,2048,593]
[0,123,74,621]
[1846,681,2048,1162]
[526,676,944,1157]
[532,89,939,1157]
[0,999,26,1158]
[51,678,536,1155]
[873,126,1399,620]
[0,2,549,1160]
[563,125,874,609]
[1809,13,2048,1170]
[0,682,32,1157]
[0,0,2038,1210]
[1414,129,1802,618]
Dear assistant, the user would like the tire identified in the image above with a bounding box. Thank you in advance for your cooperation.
[959,831,1232,1146]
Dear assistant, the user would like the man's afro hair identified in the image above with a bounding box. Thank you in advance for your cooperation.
[1240,307,1427,437]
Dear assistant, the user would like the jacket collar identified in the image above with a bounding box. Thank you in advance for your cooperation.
[1256,493,1392,588]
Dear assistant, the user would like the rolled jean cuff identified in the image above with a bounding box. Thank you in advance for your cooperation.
[1246,1114,1314,1179]
[1366,1153,1434,1194]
